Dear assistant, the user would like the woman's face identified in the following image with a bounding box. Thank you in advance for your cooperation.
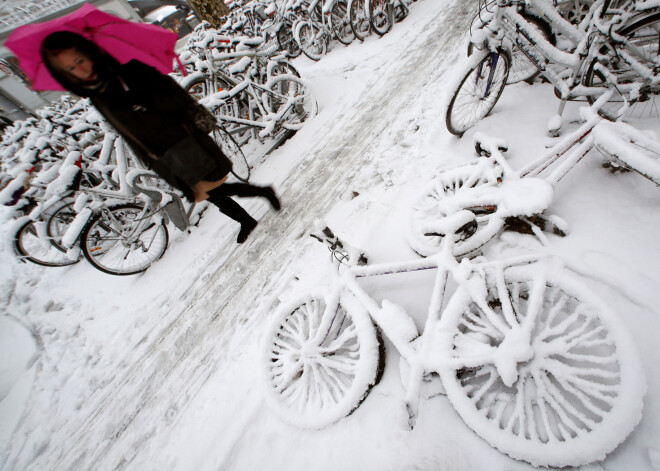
[51,48,97,83]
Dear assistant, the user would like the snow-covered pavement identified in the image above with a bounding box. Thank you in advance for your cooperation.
[2,0,660,469]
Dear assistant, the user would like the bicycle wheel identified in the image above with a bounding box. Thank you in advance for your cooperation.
[265,75,318,130]
[46,199,77,252]
[557,0,593,24]
[294,20,327,61]
[405,162,505,257]
[13,217,80,267]
[80,203,169,276]
[368,0,393,36]
[266,59,301,81]
[437,263,645,467]
[262,290,381,428]
[446,49,511,137]
[349,0,370,41]
[185,77,210,100]
[277,21,303,58]
[331,0,355,45]
[584,13,660,122]
[211,126,250,182]
[505,13,555,85]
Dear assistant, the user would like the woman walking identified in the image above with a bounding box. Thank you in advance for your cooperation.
[40,31,279,243]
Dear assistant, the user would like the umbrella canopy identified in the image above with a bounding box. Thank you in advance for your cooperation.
[5,3,180,91]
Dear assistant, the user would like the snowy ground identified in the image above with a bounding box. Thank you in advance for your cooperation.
[1,0,659,469]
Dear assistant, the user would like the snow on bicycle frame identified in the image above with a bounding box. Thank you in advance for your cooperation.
[261,216,646,467]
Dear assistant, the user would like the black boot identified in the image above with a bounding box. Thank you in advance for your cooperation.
[207,190,257,243]
[215,183,281,211]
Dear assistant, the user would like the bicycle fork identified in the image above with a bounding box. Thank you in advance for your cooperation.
[476,52,500,99]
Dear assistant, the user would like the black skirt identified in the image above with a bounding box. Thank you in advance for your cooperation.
[151,130,232,198]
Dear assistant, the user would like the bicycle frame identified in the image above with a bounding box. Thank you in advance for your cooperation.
[323,232,551,425]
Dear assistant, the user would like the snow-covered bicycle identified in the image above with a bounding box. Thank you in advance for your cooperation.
[261,219,646,468]
[293,0,354,61]
[10,193,81,268]
[182,41,316,154]
[446,0,660,136]
[410,100,660,257]
[348,0,410,40]
[54,130,215,276]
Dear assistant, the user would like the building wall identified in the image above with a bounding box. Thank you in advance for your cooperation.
[0,0,142,120]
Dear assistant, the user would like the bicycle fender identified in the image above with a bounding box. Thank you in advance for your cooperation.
[61,207,93,249]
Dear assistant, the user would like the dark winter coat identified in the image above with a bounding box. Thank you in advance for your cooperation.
[89,60,230,198]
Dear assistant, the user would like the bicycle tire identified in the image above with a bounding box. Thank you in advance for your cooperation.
[405,161,504,257]
[437,263,645,467]
[13,217,80,267]
[80,203,169,276]
[265,75,319,130]
[331,0,355,45]
[294,20,326,61]
[583,12,660,122]
[349,0,370,41]
[212,126,250,182]
[368,0,394,36]
[276,21,303,58]
[262,290,381,429]
[446,48,511,137]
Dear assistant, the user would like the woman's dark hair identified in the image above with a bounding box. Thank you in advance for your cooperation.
[41,31,120,97]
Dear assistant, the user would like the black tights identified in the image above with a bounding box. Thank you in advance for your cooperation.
[206,183,263,226]
[206,183,280,243]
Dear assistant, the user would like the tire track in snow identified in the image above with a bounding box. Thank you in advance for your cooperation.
[10,1,477,469]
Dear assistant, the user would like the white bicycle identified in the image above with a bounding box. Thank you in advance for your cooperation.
[410,100,660,257]
[261,220,645,468]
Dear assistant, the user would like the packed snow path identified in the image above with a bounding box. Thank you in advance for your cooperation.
[3,2,482,469]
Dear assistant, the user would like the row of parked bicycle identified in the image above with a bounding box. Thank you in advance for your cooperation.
[217,0,605,61]
[0,98,161,275]
[216,0,417,61]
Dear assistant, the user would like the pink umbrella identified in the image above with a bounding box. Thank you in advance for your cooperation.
[5,3,183,91]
